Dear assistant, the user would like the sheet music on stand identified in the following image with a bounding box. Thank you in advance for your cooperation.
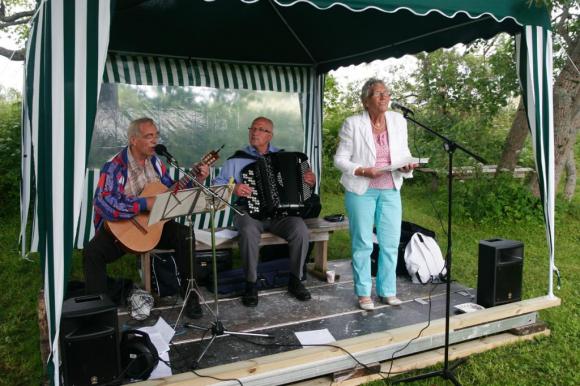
[148,184,232,226]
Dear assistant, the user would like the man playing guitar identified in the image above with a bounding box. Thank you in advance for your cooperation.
[83,117,209,319]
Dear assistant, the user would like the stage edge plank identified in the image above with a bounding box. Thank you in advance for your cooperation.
[137,296,560,386]
[294,330,551,385]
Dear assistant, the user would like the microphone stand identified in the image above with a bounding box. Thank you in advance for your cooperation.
[159,156,270,369]
[394,111,486,386]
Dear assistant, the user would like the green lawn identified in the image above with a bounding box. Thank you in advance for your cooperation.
[0,178,578,385]
[326,180,579,386]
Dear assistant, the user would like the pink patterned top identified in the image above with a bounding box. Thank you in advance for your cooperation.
[369,130,395,189]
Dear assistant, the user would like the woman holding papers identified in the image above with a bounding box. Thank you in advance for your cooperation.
[334,78,417,311]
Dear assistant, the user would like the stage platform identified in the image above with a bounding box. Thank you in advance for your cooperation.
[120,260,559,385]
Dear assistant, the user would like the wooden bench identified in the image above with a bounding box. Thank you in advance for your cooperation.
[140,217,349,291]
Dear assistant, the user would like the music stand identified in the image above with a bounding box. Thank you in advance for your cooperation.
[149,182,270,368]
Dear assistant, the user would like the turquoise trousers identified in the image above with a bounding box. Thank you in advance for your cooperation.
[345,188,402,297]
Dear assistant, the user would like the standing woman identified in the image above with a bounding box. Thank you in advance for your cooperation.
[334,78,416,310]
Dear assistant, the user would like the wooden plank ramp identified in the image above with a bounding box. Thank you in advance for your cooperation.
[135,296,560,386]
[293,330,551,385]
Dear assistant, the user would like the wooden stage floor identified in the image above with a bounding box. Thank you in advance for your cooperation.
[119,259,479,379]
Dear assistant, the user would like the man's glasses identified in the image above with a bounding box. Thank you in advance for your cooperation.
[248,127,272,134]
[371,91,391,98]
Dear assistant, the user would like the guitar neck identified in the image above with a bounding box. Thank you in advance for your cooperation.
[169,146,223,191]
[171,173,196,191]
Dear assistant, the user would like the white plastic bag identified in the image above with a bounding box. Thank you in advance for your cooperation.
[404,232,447,284]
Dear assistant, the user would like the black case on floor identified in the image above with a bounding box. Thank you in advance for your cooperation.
[195,249,234,285]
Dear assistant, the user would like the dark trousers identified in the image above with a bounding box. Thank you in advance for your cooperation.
[83,221,194,296]
[233,212,309,283]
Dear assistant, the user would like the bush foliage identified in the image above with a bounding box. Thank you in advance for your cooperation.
[0,96,21,216]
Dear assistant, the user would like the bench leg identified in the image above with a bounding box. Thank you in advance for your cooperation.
[141,252,151,293]
[308,240,329,280]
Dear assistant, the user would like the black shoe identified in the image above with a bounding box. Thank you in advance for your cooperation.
[242,282,258,307]
[184,292,203,319]
[288,276,311,301]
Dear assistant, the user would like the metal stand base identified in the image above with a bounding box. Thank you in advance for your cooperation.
[394,358,466,385]
[186,320,271,369]
[183,203,270,368]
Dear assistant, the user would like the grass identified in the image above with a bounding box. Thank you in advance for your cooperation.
[0,177,578,385]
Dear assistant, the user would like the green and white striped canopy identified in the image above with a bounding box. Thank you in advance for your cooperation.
[21,1,554,384]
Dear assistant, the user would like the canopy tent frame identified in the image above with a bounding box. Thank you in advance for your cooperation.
[19,1,556,384]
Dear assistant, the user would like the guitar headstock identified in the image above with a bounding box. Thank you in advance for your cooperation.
[200,144,224,167]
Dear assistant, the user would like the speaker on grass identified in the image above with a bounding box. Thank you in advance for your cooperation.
[60,294,120,386]
[477,239,524,308]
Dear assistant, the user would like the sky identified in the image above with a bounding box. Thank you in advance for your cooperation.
[0,36,24,91]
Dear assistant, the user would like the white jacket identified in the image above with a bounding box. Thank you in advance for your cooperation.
[334,110,413,195]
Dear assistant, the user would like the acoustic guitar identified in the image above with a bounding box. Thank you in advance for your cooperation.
[105,148,222,253]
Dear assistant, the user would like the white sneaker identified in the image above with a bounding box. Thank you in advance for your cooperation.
[383,296,402,306]
[358,297,375,311]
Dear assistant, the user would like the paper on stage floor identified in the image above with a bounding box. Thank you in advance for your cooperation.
[138,317,175,354]
[195,228,238,246]
[377,156,429,172]
[295,328,336,346]
[138,317,175,379]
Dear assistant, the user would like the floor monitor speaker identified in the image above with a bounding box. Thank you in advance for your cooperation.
[477,239,523,308]
[60,294,120,386]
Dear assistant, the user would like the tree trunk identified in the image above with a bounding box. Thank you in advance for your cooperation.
[564,148,576,201]
[496,97,529,174]
[552,34,580,197]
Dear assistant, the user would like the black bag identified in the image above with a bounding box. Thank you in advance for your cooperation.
[150,252,181,297]
[209,258,291,296]
[194,249,233,285]
[371,221,436,277]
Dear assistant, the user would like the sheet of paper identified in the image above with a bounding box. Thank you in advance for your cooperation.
[195,228,238,246]
[148,189,199,226]
[153,317,175,344]
[295,328,336,346]
[137,317,175,354]
[148,185,232,226]
[378,156,429,172]
[149,351,172,379]
[215,229,239,239]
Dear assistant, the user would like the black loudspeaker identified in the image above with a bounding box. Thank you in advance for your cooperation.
[60,294,120,386]
[120,330,159,380]
[477,239,524,308]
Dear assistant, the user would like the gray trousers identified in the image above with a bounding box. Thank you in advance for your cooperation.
[233,212,309,283]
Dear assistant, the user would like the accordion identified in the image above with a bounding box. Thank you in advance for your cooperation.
[241,152,314,219]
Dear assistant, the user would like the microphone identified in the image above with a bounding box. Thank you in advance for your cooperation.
[154,144,177,164]
[391,101,414,115]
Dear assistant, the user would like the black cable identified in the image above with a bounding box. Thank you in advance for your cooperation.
[168,336,244,386]
[100,355,139,386]
[382,282,439,380]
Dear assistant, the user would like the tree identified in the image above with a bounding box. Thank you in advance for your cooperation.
[392,40,521,169]
[497,0,579,200]
[0,0,34,61]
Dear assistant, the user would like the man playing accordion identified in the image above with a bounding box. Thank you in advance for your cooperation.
[213,117,316,307]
